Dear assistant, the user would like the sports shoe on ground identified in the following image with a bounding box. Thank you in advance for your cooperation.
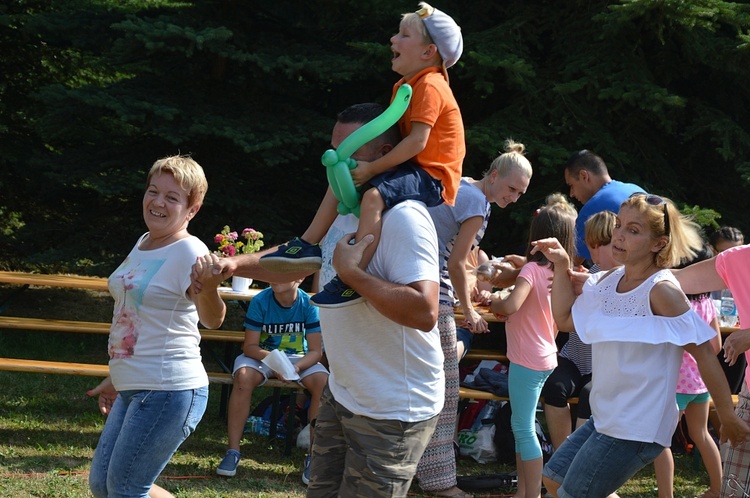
[301,453,311,485]
[310,275,363,308]
[259,237,322,273]
[216,449,241,477]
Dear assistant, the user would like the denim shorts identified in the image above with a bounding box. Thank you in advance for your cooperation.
[456,327,473,359]
[369,161,444,209]
[542,417,664,497]
[89,386,208,498]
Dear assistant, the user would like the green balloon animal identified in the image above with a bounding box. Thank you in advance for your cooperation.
[321,84,412,217]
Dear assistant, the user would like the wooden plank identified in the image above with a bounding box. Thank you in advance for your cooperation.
[453,306,498,322]
[0,358,109,377]
[459,386,508,401]
[721,326,740,335]
[0,271,110,291]
[458,386,578,405]
[0,317,110,334]
[0,270,262,302]
[0,358,304,392]
[0,316,246,343]
[463,349,508,362]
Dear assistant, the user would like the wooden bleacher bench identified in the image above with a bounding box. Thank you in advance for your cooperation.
[0,357,295,390]
[459,385,579,405]
[0,316,246,343]
[0,271,302,454]
[458,349,581,405]
[463,348,508,363]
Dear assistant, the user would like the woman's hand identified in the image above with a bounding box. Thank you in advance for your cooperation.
[530,237,570,267]
[568,266,590,296]
[472,288,493,306]
[191,254,236,294]
[502,254,526,269]
[723,329,750,366]
[465,308,489,334]
[87,376,117,416]
[488,261,519,289]
[193,253,224,287]
[720,411,750,447]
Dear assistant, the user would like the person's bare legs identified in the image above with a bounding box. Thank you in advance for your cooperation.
[148,484,174,498]
[456,341,466,362]
[544,404,573,450]
[515,453,527,498]
[542,476,560,498]
[301,187,340,245]
[226,368,263,451]
[543,477,620,498]
[653,448,674,498]
[515,453,543,498]
[685,402,722,497]
[301,372,328,448]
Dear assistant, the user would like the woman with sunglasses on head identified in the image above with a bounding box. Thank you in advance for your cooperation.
[532,193,750,498]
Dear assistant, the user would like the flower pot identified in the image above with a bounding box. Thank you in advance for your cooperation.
[231,276,252,292]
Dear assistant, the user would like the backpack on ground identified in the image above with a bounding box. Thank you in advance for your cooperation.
[492,401,554,464]
[245,393,307,439]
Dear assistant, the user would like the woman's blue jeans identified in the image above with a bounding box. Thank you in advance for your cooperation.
[89,386,208,498]
[542,417,664,497]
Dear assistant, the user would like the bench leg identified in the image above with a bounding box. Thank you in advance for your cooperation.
[219,384,231,420]
[284,391,297,457]
[269,388,282,439]
[266,387,299,457]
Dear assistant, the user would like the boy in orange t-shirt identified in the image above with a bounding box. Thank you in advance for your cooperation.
[261,2,465,307]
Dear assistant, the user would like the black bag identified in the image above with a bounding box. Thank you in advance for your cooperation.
[492,401,554,463]
[492,402,516,464]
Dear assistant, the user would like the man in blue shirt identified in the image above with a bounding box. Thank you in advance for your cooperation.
[564,150,644,266]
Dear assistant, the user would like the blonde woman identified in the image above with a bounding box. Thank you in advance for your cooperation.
[419,140,532,497]
[535,193,749,497]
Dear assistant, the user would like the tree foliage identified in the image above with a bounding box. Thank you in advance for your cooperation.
[1,0,749,274]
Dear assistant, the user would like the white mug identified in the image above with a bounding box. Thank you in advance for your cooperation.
[231,276,252,292]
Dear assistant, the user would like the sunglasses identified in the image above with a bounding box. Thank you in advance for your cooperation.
[629,192,670,238]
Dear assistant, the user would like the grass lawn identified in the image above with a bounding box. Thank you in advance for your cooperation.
[0,285,717,497]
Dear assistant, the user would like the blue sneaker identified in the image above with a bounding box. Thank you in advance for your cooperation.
[301,454,311,485]
[216,449,240,477]
[310,275,363,308]
[259,237,322,273]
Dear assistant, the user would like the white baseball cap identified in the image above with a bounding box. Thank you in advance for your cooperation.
[421,6,463,69]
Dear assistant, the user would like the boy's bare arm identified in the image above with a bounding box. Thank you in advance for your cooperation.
[294,332,323,372]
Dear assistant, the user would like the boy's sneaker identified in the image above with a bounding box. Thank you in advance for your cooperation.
[310,275,363,308]
[301,454,311,485]
[216,449,240,477]
[259,238,322,273]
